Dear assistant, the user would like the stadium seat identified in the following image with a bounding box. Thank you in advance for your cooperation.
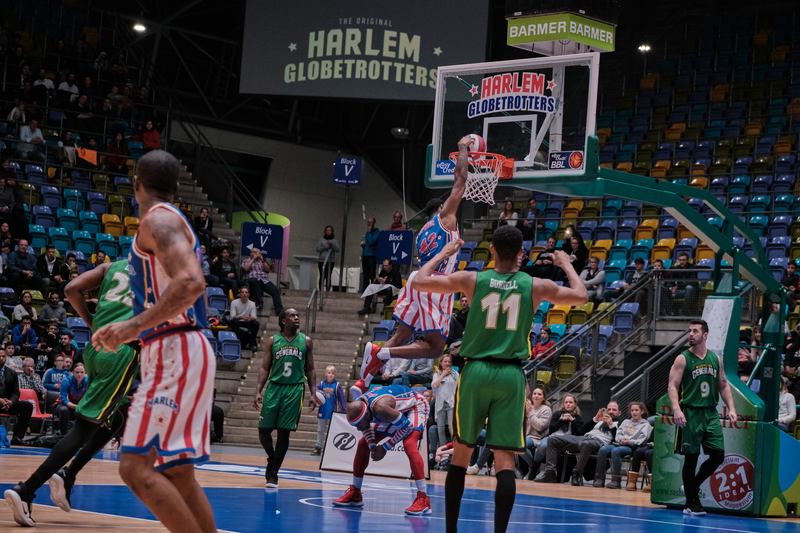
[41,185,61,210]
[769,257,788,281]
[555,355,576,380]
[613,303,640,334]
[774,195,794,216]
[748,215,769,235]
[577,220,597,242]
[108,194,128,218]
[768,215,792,239]
[746,194,771,214]
[48,227,71,254]
[63,188,84,212]
[372,320,396,342]
[32,205,55,228]
[206,287,229,313]
[66,317,92,348]
[635,219,659,241]
[95,233,118,258]
[57,208,79,231]
[767,236,791,260]
[774,174,795,193]
[201,329,219,355]
[548,324,567,344]
[122,216,140,236]
[586,325,614,355]
[608,239,632,263]
[616,219,638,241]
[534,301,551,324]
[546,305,571,325]
[92,173,110,192]
[673,238,698,260]
[118,236,134,257]
[656,218,678,240]
[651,238,676,262]
[589,239,612,261]
[604,259,626,284]
[79,210,101,233]
[695,244,715,261]
[28,225,48,251]
[567,303,594,326]
[594,220,617,241]
[218,330,241,362]
[114,176,133,195]
[466,260,485,272]
[102,214,124,237]
[630,239,654,263]
[72,230,95,256]
[87,191,107,215]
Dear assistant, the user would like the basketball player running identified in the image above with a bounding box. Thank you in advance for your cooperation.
[411,225,588,533]
[668,319,737,516]
[4,261,139,527]
[254,308,321,488]
[92,150,217,533]
[333,384,431,515]
[353,135,472,395]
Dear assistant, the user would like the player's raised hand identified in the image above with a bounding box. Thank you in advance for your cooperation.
[440,238,464,258]
[92,320,140,352]
[457,135,473,149]
[551,250,574,271]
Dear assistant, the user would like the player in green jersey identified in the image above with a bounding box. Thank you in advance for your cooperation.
[254,308,321,488]
[5,261,139,527]
[668,319,737,516]
[412,225,588,533]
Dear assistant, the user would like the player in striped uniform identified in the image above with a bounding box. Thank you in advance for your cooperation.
[410,225,588,533]
[353,136,472,395]
[668,319,737,516]
[333,384,431,515]
[254,308,321,488]
[4,261,139,527]
[91,150,217,533]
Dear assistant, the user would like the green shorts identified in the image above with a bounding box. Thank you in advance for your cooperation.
[259,382,304,430]
[453,360,526,452]
[76,344,139,425]
[675,406,724,455]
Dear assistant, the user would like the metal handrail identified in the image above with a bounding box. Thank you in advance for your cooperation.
[305,288,319,334]
[610,332,689,402]
[319,249,333,310]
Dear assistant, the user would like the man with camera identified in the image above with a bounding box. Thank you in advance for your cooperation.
[242,247,283,315]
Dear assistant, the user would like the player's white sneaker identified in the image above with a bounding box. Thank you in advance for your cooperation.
[466,464,479,475]
[4,486,36,527]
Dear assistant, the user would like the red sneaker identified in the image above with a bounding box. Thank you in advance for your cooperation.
[333,485,364,507]
[359,342,385,379]
[349,379,368,399]
[404,491,432,515]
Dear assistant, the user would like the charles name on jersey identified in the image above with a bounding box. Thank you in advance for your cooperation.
[274,345,304,361]
[691,364,717,380]
[489,278,519,290]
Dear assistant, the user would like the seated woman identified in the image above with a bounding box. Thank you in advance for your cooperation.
[593,401,652,488]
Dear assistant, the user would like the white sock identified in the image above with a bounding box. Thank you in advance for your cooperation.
[377,347,391,361]
[415,479,426,493]
[353,476,363,490]
[363,373,374,386]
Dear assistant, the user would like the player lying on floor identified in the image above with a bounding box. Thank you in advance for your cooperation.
[333,384,431,515]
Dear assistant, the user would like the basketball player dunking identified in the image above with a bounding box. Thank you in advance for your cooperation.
[92,150,217,533]
[352,135,472,394]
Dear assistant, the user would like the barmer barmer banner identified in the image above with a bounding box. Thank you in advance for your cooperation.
[240,0,489,100]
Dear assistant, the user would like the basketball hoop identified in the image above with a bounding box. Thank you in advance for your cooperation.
[449,151,510,205]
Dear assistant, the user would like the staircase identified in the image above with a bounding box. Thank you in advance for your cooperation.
[223,290,367,450]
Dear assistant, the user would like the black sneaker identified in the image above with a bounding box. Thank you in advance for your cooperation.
[48,468,74,512]
[265,473,279,488]
[570,470,584,486]
[4,484,35,526]
[533,470,557,483]
[683,499,706,516]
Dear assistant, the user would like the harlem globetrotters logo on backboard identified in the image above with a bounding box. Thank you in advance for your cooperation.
[466,72,557,118]
[709,454,755,510]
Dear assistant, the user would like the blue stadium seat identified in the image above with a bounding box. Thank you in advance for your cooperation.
[613,303,639,334]
[769,257,788,281]
[372,320,396,342]
[63,188,84,212]
[656,218,678,240]
[748,215,769,235]
[200,329,218,355]
[594,220,617,241]
[774,175,795,194]
[87,191,107,216]
[206,286,229,313]
[587,325,614,354]
[577,220,597,242]
[767,236,791,261]
[709,176,729,194]
[218,330,241,362]
[48,227,71,254]
[746,194,771,214]
[673,238,698,260]
[616,219,638,241]
[751,174,773,193]
[79,210,101,233]
[604,259,626,284]
[33,205,55,228]
[118,235,133,257]
[630,239,654,263]
[728,195,749,215]
[696,258,714,281]
[66,317,91,348]
[466,261,485,272]
[768,215,792,239]
[57,208,79,231]
[548,324,567,343]
[41,185,61,210]
[72,230,95,256]
[95,233,118,258]
[28,225,48,251]
[608,239,632,263]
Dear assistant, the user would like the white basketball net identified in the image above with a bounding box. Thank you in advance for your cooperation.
[450,153,506,205]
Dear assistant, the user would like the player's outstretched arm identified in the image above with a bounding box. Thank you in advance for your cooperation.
[533,251,589,306]
[304,337,322,406]
[412,238,477,299]
[254,336,275,408]
[92,210,206,351]
[439,135,473,229]
[65,262,110,329]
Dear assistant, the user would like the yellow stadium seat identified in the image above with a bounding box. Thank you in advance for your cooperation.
[102,213,124,237]
[556,356,577,380]
[616,161,633,172]
[123,216,139,237]
[546,305,571,325]
[568,302,595,326]
[695,244,715,261]
[635,218,659,241]
[677,224,694,240]
[651,238,676,262]
[589,239,612,261]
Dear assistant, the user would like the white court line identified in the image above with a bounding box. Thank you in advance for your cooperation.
[298,496,597,527]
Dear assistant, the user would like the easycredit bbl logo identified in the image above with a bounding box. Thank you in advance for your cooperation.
[435,159,456,175]
[548,150,584,170]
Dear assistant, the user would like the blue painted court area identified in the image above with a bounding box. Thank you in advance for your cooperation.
[2,448,798,533]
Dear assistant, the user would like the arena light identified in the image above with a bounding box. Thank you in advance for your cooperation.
[638,44,651,53]
[133,23,147,33]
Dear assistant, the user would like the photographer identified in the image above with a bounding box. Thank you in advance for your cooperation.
[242,247,283,315]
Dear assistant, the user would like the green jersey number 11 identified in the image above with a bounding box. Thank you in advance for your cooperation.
[480,292,521,331]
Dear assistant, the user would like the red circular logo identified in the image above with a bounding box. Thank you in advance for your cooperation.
[568,151,584,169]
[709,454,755,510]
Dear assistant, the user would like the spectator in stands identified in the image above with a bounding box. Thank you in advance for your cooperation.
[738,340,756,375]
[140,119,161,151]
[530,326,555,359]
[393,358,434,387]
[211,248,239,296]
[358,258,402,315]
[523,236,560,281]
[531,393,583,477]
[12,316,38,355]
[99,97,116,117]
[199,244,218,287]
[56,362,88,435]
[536,400,620,484]
[522,387,552,480]
[0,346,33,445]
[40,291,67,326]
[35,322,60,371]
[0,221,13,248]
[228,286,259,351]
[778,377,796,432]
[498,200,518,227]
[91,250,109,267]
[57,72,79,104]
[5,343,25,372]
[431,354,458,451]
[563,231,589,277]
[593,402,651,489]
[664,252,699,316]
[81,75,96,101]
[605,257,647,302]
[781,264,799,308]
[104,131,128,174]
[63,252,79,279]
[371,357,408,386]
[518,198,538,240]
[311,365,346,455]
[58,331,81,365]
[580,256,605,302]
[448,295,470,341]
[18,357,45,402]
[36,245,66,290]
[18,118,45,161]
[359,217,379,292]
[242,247,283,315]
[43,354,69,392]
[57,130,78,167]
[33,70,54,101]
[6,100,26,129]
[8,240,45,293]
[389,210,406,230]
[72,94,94,129]
[627,431,655,492]
[5,176,26,239]
[193,207,214,249]
[750,325,763,361]
[0,177,14,225]
[317,225,340,292]
[13,291,38,322]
